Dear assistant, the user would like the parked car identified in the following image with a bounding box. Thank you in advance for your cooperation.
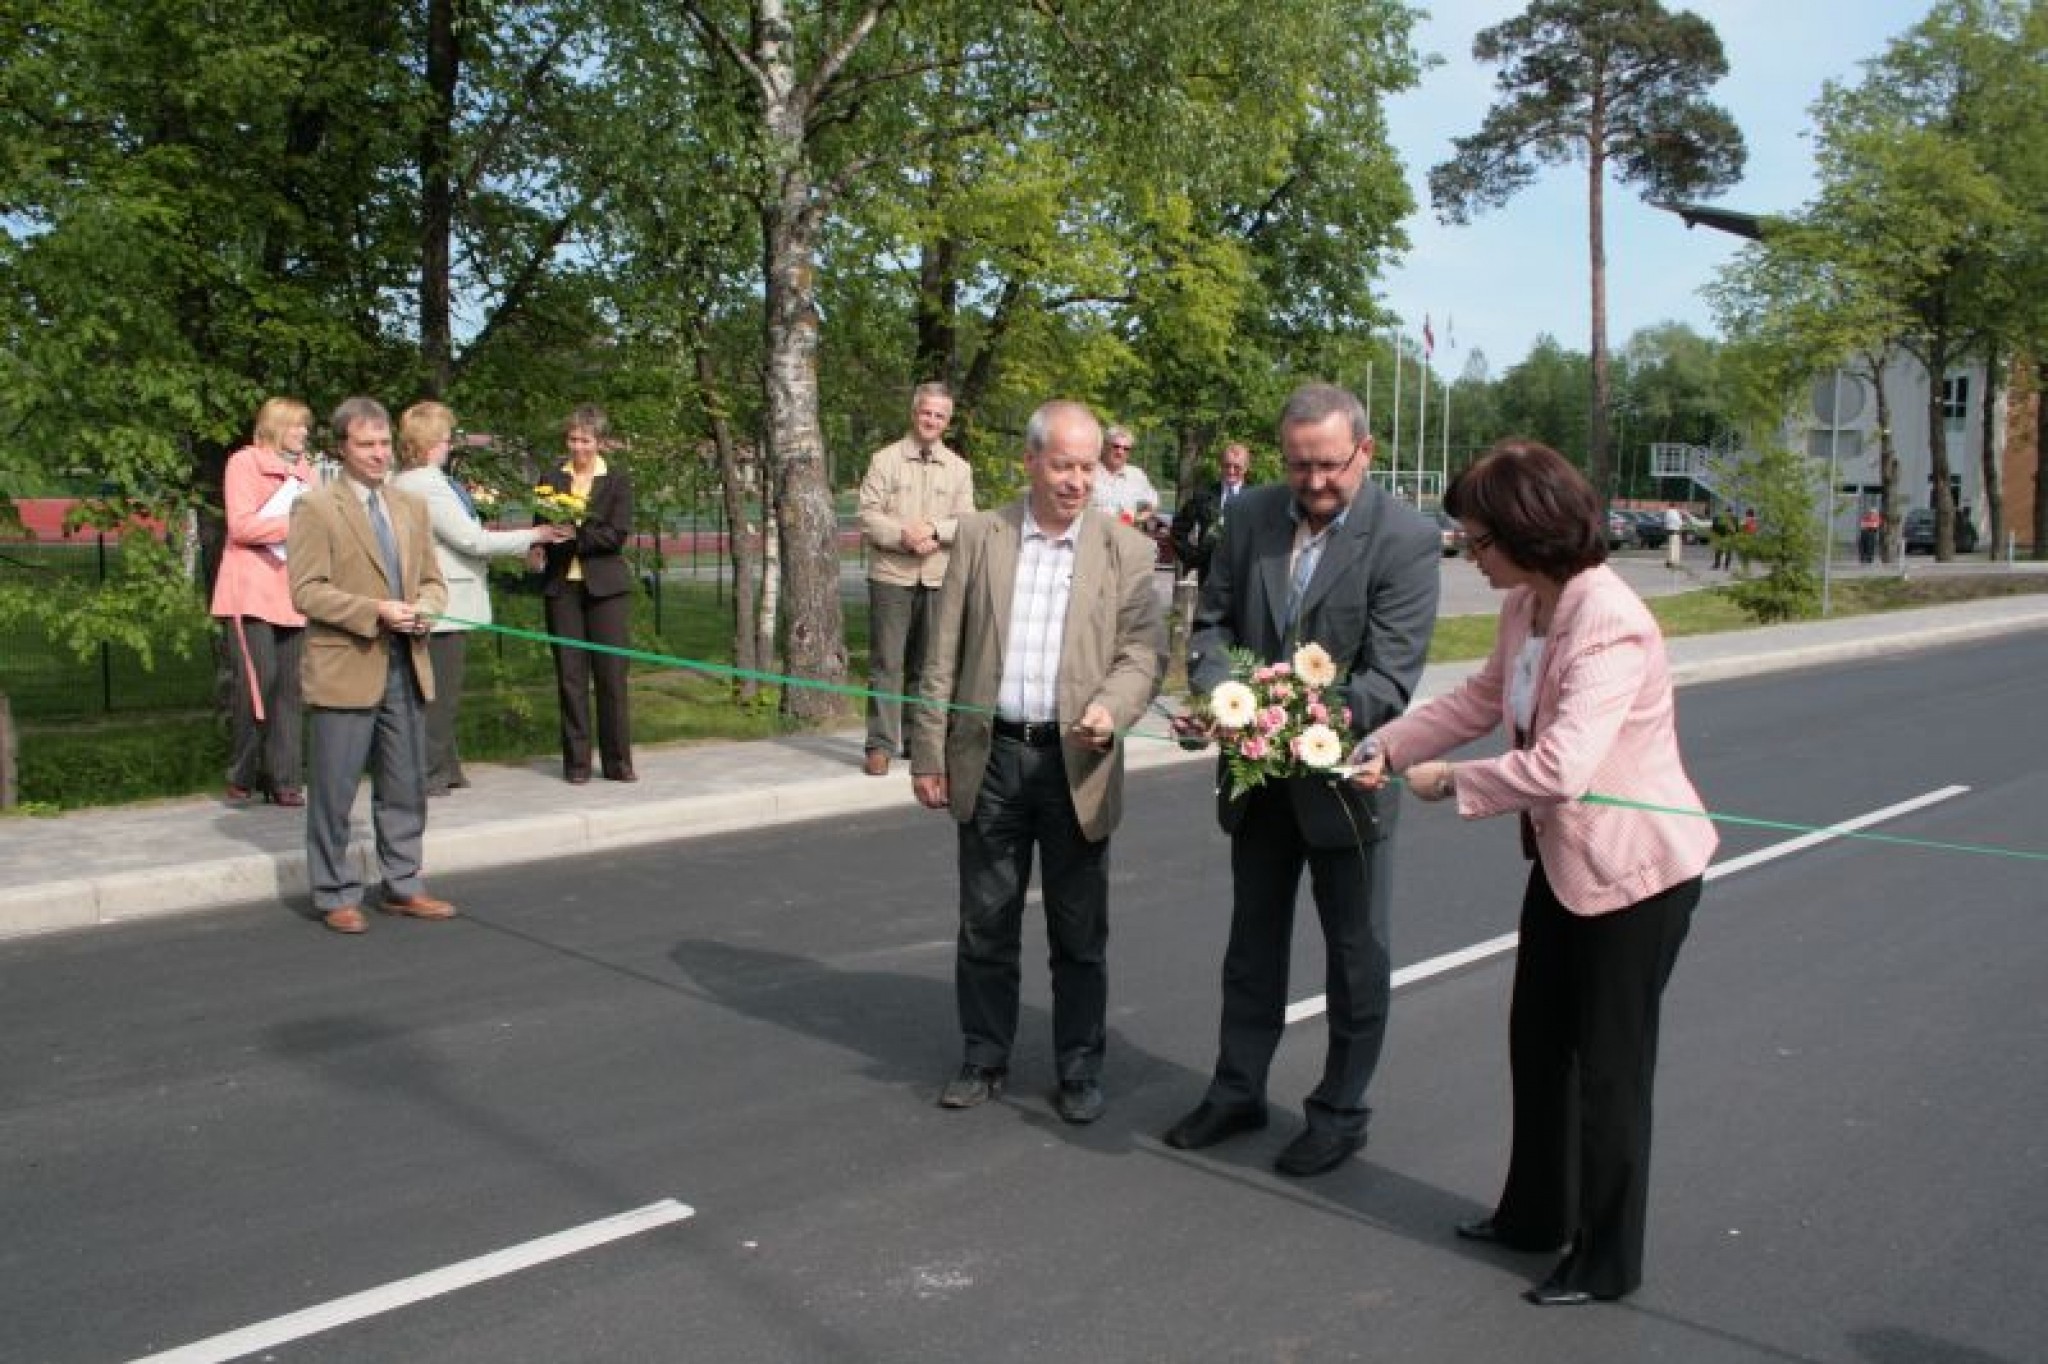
[1604,509,1634,550]
[1143,508,1179,570]
[1626,509,1671,550]
[1901,507,1979,554]
[1430,508,1466,557]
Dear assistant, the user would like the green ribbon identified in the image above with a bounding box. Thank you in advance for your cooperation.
[1579,793,2048,864]
[436,613,2047,865]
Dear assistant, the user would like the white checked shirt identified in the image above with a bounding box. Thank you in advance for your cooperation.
[996,508,1077,722]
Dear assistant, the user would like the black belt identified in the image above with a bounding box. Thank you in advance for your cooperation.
[993,717,1063,747]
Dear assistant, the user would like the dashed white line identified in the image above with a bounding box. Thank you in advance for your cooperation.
[1283,784,1971,1025]
[129,1198,695,1364]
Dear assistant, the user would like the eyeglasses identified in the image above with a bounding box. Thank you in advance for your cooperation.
[1107,442,1133,452]
[1465,531,1496,557]
[1282,447,1361,480]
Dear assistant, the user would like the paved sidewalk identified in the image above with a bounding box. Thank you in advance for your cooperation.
[5,594,2045,942]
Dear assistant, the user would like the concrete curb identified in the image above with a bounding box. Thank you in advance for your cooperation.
[6,598,2045,942]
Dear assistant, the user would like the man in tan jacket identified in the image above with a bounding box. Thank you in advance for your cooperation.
[288,397,452,935]
[910,400,1162,1125]
[856,382,974,775]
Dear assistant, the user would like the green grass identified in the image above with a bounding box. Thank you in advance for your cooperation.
[6,564,2042,812]
[6,575,873,810]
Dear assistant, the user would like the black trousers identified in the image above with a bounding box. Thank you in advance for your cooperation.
[545,583,632,778]
[225,616,304,793]
[1205,783,1392,1139]
[1490,863,1700,1299]
[954,737,1109,1084]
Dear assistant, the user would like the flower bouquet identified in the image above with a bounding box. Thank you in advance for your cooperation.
[1199,642,1353,799]
[531,484,588,525]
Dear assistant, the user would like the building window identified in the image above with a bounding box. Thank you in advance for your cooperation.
[1941,374,1970,425]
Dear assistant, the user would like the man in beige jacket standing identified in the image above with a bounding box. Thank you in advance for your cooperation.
[288,397,453,935]
[910,400,1162,1125]
[857,382,975,776]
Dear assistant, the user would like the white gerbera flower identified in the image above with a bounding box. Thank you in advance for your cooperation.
[1295,723,1344,769]
[1209,680,1258,729]
[1291,642,1338,688]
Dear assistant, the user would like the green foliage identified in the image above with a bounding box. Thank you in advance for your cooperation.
[1718,443,1823,623]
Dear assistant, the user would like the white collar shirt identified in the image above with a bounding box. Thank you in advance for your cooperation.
[996,507,1078,723]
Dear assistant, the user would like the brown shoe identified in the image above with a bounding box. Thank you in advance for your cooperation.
[323,906,368,934]
[863,749,891,777]
[380,893,457,920]
[271,786,306,808]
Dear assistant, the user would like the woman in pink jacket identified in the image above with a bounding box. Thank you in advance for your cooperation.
[1353,439,1716,1307]
[209,397,316,806]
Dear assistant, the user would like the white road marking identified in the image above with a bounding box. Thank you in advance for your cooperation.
[1283,784,1971,1025]
[129,1199,695,1364]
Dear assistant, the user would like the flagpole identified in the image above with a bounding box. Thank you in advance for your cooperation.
[1415,333,1429,504]
[1389,337,1403,495]
[1440,381,1452,496]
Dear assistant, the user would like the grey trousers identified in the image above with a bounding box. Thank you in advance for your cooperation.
[422,630,468,791]
[224,616,304,793]
[305,651,429,912]
[866,581,935,756]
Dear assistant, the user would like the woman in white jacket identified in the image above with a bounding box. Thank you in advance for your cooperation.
[393,402,569,794]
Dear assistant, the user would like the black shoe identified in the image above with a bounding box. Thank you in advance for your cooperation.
[1456,1217,1562,1252]
[1162,1101,1267,1150]
[1273,1127,1364,1178]
[938,1064,1006,1109]
[1522,1281,1596,1307]
[1054,1079,1105,1125]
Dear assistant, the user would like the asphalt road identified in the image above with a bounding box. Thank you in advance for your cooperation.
[3,637,2044,1364]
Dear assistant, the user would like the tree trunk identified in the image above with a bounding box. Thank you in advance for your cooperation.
[1978,341,2002,556]
[1925,351,1956,561]
[418,0,459,397]
[1584,108,1612,498]
[760,178,847,723]
[1866,352,1901,564]
[694,323,762,698]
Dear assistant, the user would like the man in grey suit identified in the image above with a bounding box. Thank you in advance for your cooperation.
[1165,383,1440,1175]
[288,397,453,935]
[910,399,1164,1126]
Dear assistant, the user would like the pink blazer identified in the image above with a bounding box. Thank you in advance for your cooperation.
[210,444,314,626]
[1374,563,1717,913]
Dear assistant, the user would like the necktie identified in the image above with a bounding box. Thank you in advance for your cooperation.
[1284,532,1323,633]
[366,491,403,592]
[449,472,479,521]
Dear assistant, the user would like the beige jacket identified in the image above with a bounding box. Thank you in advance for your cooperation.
[857,436,975,587]
[909,502,1163,843]
[288,480,445,708]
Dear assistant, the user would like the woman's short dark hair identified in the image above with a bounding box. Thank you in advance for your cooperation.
[1444,438,1607,580]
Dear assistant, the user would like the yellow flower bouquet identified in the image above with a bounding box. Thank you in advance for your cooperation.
[531,485,588,525]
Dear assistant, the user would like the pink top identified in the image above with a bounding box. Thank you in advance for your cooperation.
[1374,563,1717,914]
[210,444,314,626]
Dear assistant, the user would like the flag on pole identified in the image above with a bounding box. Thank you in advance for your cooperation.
[1423,314,1435,359]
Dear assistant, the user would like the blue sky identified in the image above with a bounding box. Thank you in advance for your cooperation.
[1378,0,1938,377]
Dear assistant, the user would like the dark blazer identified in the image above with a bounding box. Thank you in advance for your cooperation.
[1171,481,1240,582]
[1188,480,1439,846]
[537,462,635,599]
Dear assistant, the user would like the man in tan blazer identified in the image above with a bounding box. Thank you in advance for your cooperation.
[910,399,1163,1125]
[288,397,452,935]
